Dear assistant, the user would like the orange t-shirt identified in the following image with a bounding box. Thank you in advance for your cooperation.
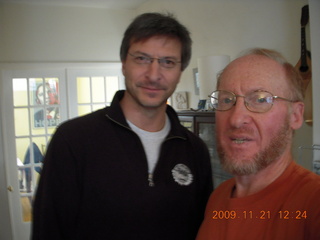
[196,161,320,240]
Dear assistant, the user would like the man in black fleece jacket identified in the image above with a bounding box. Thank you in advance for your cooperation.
[32,12,213,240]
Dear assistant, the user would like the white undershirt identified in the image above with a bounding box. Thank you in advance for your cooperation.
[127,115,171,174]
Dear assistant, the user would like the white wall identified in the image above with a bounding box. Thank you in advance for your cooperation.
[0,3,135,62]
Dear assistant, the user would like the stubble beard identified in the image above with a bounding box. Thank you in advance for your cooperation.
[125,80,171,109]
[217,115,292,176]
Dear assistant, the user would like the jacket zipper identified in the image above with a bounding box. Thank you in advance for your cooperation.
[148,173,155,187]
[106,114,186,188]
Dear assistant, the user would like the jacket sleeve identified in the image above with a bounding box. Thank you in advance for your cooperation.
[197,137,213,213]
[31,125,83,240]
[190,133,213,233]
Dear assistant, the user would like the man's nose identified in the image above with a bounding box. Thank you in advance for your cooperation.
[146,60,161,81]
[228,97,252,128]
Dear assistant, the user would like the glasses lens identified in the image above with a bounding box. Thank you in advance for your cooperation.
[245,91,273,113]
[159,59,177,68]
[211,91,235,111]
[133,55,151,64]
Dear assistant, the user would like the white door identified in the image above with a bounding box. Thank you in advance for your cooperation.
[0,63,124,240]
[1,69,67,240]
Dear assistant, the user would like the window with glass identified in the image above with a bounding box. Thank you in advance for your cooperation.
[76,76,120,116]
[13,77,60,222]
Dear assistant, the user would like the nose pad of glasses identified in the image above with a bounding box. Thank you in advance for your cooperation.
[233,96,247,111]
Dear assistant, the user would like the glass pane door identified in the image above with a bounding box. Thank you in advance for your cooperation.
[1,68,66,240]
[67,65,125,118]
[76,75,120,115]
[13,77,61,222]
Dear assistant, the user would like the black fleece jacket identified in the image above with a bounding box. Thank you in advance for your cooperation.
[32,90,213,240]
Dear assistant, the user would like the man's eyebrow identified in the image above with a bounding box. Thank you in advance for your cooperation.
[132,51,179,60]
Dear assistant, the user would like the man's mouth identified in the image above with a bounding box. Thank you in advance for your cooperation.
[231,138,250,144]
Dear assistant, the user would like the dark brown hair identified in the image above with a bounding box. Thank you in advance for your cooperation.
[120,12,192,71]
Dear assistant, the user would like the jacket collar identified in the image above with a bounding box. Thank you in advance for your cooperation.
[105,90,187,139]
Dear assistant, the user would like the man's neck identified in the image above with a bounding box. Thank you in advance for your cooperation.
[232,154,293,198]
[120,94,167,132]
[128,110,167,132]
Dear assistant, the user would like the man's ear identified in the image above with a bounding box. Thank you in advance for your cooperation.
[290,101,305,130]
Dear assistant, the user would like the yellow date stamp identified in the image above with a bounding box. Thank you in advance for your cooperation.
[212,210,307,220]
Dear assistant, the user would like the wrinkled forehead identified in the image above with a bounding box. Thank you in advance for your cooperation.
[218,55,290,94]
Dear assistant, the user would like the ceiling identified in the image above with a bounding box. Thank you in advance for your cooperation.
[0,0,150,9]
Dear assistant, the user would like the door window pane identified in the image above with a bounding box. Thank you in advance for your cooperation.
[77,77,91,104]
[14,108,30,136]
[13,76,59,222]
[21,196,32,222]
[106,76,119,103]
[92,77,105,103]
[13,78,28,107]
[31,78,60,128]
[76,75,120,116]
[78,105,91,116]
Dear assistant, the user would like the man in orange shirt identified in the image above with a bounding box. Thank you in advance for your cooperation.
[196,48,320,240]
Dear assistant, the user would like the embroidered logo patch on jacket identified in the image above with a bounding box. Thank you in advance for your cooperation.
[172,164,193,186]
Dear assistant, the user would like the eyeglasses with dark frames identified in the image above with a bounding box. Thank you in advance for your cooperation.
[208,90,295,113]
[128,53,181,69]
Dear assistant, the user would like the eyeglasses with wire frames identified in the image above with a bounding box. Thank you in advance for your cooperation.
[128,53,181,69]
[208,90,295,113]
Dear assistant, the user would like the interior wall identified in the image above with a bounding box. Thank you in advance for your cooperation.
[0,2,135,62]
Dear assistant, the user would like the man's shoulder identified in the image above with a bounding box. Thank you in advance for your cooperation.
[205,178,235,208]
[212,178,235,196]
[56,108,109,135]
[284,162,320,205]
[292,162,320,186]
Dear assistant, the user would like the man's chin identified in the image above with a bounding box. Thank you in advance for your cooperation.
[139,98,168,109]
[221,157,260,176]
